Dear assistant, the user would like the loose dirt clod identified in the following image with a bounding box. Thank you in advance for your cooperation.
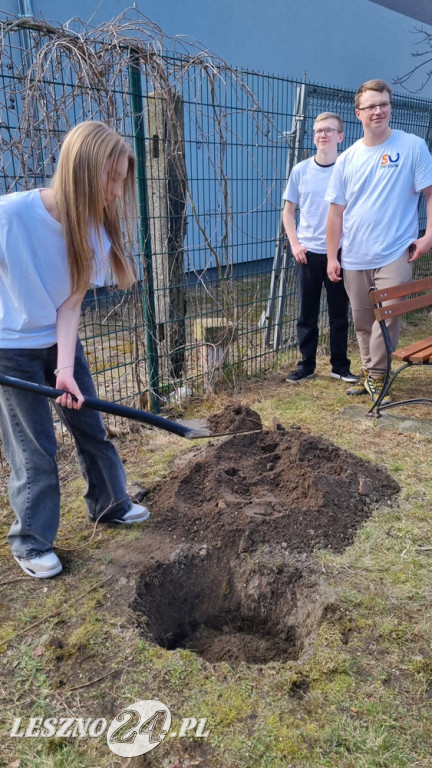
[207,403,262,434]
[132,424,400,665]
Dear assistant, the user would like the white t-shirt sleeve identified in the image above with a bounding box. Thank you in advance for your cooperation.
[325,158,346,206]
[282,166,300,204]
[414,139,432,193]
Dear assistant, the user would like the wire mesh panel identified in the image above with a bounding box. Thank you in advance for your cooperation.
[0,16,431,411]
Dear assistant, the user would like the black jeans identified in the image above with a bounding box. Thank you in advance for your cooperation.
[296,250,350,373]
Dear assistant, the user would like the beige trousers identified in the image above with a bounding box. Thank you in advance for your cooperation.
[343,250,412,377]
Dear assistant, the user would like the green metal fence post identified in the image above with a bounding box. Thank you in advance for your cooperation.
[128,49,160,412]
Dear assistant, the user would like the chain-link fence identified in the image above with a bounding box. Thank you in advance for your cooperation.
[1,14,432,411]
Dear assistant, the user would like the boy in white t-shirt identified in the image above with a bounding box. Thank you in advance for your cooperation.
[283,112,357,383]
[326,79,432,404]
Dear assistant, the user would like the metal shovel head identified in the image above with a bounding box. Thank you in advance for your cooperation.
[177,418,212,438]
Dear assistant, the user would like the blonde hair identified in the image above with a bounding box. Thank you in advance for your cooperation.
[355,79,392,110]
[314,112,344,132]
[51,121,137,294]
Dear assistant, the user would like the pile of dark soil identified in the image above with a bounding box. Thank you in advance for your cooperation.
[131,422,400,664]
[150,424,400,554]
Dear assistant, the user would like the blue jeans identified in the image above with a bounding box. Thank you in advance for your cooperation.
[0,340,132,558]
[296,250,350,373]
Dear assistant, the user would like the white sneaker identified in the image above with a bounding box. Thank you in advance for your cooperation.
[14,551,63,579]
[111,503,150,524]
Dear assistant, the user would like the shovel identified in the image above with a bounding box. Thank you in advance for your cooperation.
[0,373,210,439]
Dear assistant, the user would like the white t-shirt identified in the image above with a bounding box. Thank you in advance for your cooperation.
[283,156,336,254]
[0,189,110,348]
[325,129,432,270]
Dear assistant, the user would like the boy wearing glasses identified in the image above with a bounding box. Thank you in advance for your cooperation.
[283,112,357,383]
[326,79,432,404]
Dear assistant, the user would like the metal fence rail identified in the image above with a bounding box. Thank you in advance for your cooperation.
[1,16,431,412]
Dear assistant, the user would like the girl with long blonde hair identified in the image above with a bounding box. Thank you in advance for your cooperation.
[0,121,150,579]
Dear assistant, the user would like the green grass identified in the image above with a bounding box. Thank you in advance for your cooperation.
[1,315,432,767]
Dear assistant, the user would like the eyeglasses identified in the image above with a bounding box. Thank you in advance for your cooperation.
[357,101,391,113]
[313,127,340,136]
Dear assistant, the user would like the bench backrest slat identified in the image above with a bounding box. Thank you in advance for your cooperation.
[370,275,432,303]
[373,291,432,321]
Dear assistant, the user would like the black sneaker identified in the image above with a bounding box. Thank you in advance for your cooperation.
[285,367,315,383]
[331,369,360,383]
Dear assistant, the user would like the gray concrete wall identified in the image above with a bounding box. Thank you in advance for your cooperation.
[1,0,432,96]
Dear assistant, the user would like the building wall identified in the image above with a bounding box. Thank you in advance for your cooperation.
[1,0,432,96]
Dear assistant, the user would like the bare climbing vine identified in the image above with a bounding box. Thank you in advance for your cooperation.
[0,9,288,405]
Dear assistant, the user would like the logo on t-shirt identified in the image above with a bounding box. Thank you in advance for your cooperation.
[381,153,400,168]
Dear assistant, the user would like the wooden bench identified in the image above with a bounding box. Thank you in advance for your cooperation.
[368,275,432,417]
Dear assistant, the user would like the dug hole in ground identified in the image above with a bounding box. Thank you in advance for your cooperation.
[116,404,400,665]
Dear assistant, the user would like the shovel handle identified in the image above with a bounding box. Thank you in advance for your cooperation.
[0,374,203,439]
